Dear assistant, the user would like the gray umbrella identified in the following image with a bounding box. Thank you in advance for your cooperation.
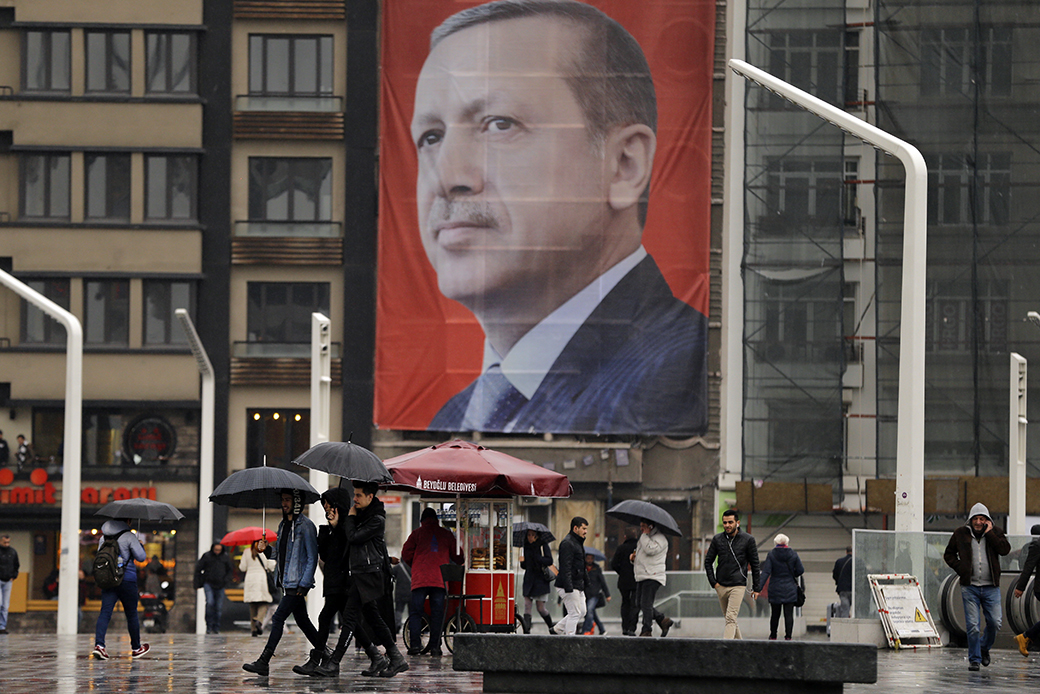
[292,441,392,484]
[210,466,320,508]
[606,499,683,537]
[94,498,184,522]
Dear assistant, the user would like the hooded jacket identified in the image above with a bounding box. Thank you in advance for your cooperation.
[944,502,1011,586]
[401,509,462,590]
[317,487,353,594]
[197,543,235,589]
[344,495,388,575]
[99,520,147,583]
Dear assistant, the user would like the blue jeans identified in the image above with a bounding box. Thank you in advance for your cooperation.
[0,578,11,630]
[410,587,446,649]
[582,594,604,633]
[95,580,141,649]
[203,583,225,633]
[961,584,1001,663]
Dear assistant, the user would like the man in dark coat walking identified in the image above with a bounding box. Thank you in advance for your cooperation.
[195,541,234,634]
[1013,524,1040,656]
[551,517,588,635]
[704,509,760,639]
[610,527,639,635]
[832,546,853,617]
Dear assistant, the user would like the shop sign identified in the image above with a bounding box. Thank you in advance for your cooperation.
[0,468,157,506]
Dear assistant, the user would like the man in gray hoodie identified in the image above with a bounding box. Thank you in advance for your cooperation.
[943,502,1011,671]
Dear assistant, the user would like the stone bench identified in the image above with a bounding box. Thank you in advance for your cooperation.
[453,634,877,694]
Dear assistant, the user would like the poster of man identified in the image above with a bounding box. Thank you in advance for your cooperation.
[376,0,714,437]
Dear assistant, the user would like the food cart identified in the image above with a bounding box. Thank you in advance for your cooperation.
[383,440,571,651]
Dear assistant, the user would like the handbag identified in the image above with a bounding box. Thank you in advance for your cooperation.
[795,583,806,608]
[542,564,558,582]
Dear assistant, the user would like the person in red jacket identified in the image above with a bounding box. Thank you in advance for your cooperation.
[401,507,462,657]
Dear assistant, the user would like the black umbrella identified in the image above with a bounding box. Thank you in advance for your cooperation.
[512,521,555,547]
[94,498,184,523]
[606,499,682,537]
[210,466,320,509]
[292,441,393,484]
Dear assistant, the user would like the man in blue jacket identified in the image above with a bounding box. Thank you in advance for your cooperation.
[243,490,324,676]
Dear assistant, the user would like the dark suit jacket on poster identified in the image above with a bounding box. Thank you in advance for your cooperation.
[429,255,708,436]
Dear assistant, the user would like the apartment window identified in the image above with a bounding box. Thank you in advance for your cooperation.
[921,27,1012,98]
[145,32,196,94]
[246,409,310,468]
[925,280,1008,354]
[22,279,69,344]
[844,31,860,105]
[24,30,71,92]
[85,280,129,346]
[85,153,131,221]
[247,282,330,343]
[762,158,842,233]
[143,281,194,346]
[22,153,70,219]
[766,31,842,107]
[146,155,197,221]
[249,35,333,96]
[927,153,1010,226]
[248,158,332,221]
[85,31,131,94]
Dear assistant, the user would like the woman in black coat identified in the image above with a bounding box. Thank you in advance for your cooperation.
[519,529,554,633]
[758,533,805,640]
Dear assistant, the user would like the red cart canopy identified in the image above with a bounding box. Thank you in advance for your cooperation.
[383,440,571,498]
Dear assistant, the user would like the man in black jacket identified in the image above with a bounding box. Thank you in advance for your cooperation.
[1013,524,1040,657]
[832,546,853,618]
[314,482,408,679]
[195,541,234,634]
[0,534,19,634]
[704,510,760,639]
[943,502,1010,671]
[610,527,639,635]
[551,517,588,635]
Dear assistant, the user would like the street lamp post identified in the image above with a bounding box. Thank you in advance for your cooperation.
[307,312,331,626]
[728,59,928,533]
[175,309,215,635]
[0,269,83,635]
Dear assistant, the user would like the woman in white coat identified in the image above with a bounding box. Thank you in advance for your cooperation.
[632,520,674,636]
[240,538,276,636]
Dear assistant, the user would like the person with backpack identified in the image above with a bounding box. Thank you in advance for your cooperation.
[92,519,149,660]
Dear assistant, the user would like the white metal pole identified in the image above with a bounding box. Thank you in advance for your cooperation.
[1010,353,1027,535]
[0,269,83,635]
[308,312,331,625]
[728,59,928,532]
[175,309,215,635]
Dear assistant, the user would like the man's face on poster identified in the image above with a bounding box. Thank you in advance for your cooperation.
[411,16,615,310]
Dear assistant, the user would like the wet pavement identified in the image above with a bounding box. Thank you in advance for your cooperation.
[0,632,1037,693]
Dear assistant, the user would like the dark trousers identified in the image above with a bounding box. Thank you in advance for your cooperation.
[341,582,395,650]
[316,592,375,651]
[264,593,322,652]
[636,579,663,634]
[409,587,446,649]
[618,587,637,634]
[1026,619,1040,641]
[769,602,794,639]
[95,579,141,649]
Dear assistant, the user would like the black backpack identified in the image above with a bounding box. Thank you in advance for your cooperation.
[93,529,129,590]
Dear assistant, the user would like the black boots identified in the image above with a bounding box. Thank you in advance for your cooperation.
[541,613,554,633]
[656,614,674,637]
[361,644,389,677]
[292,647,329,676]
[378,644,409,678]
[251,620,263,637]
[242,647,275,676]
[313,629,352,678]
[521,614,532,634]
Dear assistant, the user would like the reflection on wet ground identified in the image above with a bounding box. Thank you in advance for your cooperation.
[0,632,1037,693]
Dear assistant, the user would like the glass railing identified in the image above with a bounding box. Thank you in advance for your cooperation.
[235,94,342,112]
[233,221,342,238]
[232,341,342,358]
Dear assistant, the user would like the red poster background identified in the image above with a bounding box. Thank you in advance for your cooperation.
[375,0,715,430]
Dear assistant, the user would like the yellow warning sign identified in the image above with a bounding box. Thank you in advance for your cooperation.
[914,608,927,622]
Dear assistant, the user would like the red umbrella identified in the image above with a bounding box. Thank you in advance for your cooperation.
[221,526,277,546]
[382,440,571,498]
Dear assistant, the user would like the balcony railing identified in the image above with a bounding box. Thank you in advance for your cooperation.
[232,341,342,358]
[235,94,342,113]
[234,220,342,238]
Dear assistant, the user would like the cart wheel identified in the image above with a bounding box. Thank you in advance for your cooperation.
[443,612,476,653]
[402,613,431,652]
